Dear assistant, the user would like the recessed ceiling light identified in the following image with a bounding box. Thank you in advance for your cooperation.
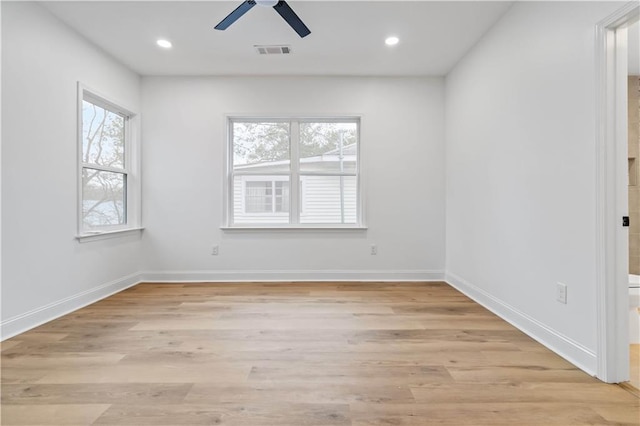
[385,36,399,46]
[156,39,172,49]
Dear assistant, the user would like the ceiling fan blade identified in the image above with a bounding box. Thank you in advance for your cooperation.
[215,0,256,30]
[273,1,311,38]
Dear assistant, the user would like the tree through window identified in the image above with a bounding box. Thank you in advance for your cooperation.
[80,91,133,233]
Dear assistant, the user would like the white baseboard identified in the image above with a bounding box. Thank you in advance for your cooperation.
[445,271,597,376]
[0,272,141,341]
[140,269,445,283]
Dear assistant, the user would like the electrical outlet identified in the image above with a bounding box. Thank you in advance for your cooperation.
[556,282,567,304]
[211,245,219,256]
[370,244,377,255]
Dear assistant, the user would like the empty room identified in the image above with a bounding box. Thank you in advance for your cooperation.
[2,0,640,424]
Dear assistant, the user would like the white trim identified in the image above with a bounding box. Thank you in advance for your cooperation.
[446,272,597,376]
[221,225,368,231]
[0,0,3,341]
[140,269,444,283]
[82,163,129,175]
[291,119,301,224]
[76,227,144,243]
[80,87,136,118]
[300,177,306,214]
[233,170,295,176]
[594,2,639,383]
[222,115,233,227]
[226,115,361,123]
[356,117,364,227]
[0,272,141,341]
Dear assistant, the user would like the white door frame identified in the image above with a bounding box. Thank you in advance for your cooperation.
[595,2,639,383]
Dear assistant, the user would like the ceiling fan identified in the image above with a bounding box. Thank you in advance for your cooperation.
[214,0,311,38]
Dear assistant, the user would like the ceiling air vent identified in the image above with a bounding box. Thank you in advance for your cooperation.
[255,45,291,55]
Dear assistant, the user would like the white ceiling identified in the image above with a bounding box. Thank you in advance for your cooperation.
[41,1,512,76]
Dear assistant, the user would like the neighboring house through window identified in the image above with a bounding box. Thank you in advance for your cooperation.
[226,118,362,228]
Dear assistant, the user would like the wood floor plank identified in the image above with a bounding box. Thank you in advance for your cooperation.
[129,316,426,331]
[0,338,183,354]
[171,348,491,366]
[1,383,193,405]
[177,338,352,353]
[420,317,516,330]
[185,383,416,404]
[346,339,522,353]
[1,368,50,384]
[247,364,454,386]
[0,403,110,425]
[1,281,637,426]
[631,344,640,391]
[349,402,613,425]
[4,332,69,342]
[592,403,640,425]
[93,402,350,425]
[444,365,598,384]
[34,363,251,384]
[1,352,126,368]
[479,350,577,368]
[0,341,23,352]
[410,382,638,404]
[180,302,395,314]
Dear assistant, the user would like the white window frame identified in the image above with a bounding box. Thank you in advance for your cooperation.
[77,83,142,241]
[223,116,366,230]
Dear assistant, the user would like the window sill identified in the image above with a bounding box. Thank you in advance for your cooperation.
[76,227,144,243]
[221,225,368,231]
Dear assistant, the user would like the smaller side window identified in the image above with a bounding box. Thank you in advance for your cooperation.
[78,86,139,236]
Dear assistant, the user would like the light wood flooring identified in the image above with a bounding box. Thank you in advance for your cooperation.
[631,344,640,393]
[1,282,639,425]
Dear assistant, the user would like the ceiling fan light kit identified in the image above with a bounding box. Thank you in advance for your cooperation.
[215,0,311,38]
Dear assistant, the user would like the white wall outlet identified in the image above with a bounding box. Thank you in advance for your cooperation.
[211,245,219,256]
[556,282,567,304]
[370,244,377,255]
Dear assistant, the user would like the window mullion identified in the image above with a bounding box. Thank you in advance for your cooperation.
[272,181,276,213]
[228,122,235,226]
[290,120,300,224]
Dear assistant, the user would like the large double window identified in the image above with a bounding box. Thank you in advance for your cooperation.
[78,86,140,237]
[226,117,362,228]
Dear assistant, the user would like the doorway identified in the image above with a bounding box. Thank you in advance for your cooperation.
[595,3,639,384]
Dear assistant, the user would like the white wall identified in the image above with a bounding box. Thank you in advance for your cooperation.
[445,1,625,374]
[1,2,142,337]
[141,76,445,281]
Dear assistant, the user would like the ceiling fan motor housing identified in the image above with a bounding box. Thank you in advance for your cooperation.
[256,0,279,7]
